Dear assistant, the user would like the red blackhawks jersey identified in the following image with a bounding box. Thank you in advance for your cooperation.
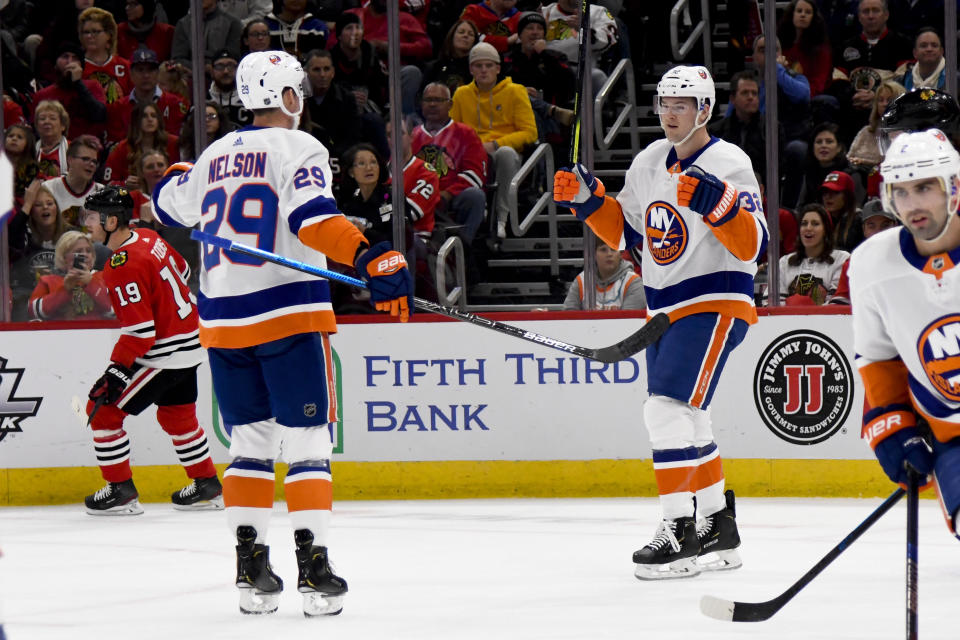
[391,156,440,238]
[104,228,202,370]
[411,120,486,198]
[84,55,133,143]
[459,2,521,52]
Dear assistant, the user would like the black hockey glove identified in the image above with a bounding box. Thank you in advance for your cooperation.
[89,363,133,405]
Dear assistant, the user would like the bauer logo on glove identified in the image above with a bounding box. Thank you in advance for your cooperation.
[354,242,414,322]
[677,165,738,224]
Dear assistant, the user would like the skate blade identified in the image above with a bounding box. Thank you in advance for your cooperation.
[238,588,280,615]
[633,556,700,581]
[302,592,344,617]
[85,500,144,516]
[697,548,742,572]
[172,495,225,511]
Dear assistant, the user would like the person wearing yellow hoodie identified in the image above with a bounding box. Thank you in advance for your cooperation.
[450,41,538,239]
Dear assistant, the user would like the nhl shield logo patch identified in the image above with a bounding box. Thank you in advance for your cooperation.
[303,403,317,418]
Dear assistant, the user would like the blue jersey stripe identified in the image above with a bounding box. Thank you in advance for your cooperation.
[288,195,341,235]
[652,446,699,464]
[645,271,755,310]
[909,374,959,417]
[228,458,275,473]
[288,461,332,475]
[198,279,332,321]
[152,173,188,228]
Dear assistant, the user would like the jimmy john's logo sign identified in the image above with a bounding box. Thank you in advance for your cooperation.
[753,331,853,445]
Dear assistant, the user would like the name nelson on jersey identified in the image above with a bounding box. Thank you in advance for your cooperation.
[207,152,268,184]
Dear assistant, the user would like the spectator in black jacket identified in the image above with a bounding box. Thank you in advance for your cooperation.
[708,69,782,176]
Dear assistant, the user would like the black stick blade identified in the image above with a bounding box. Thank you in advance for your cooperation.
[591,312,669,363]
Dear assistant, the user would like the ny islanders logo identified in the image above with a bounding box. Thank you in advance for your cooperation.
[645,201,688,265]
[753,331,853,445]
[917,314,960,403]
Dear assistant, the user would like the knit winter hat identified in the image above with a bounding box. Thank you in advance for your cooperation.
[469,42,500,65]
[336,12,362,37]
[517,11,546,35]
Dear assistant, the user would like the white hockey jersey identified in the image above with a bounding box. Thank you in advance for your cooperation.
[849,226,960,442]
[153,126,344,349]
[614,137,768,324]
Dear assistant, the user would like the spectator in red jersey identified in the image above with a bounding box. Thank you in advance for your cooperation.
[422,19,480,95]
[777,0,832,97]
[78,7,134,144]
[127,148,169,226]
[2,93,25,127]
[240,18,272,54]
[412,82,487,249]
[31,42,108,142]
[121,48,189,137]
[105,102,180,186]
[27,230,113,321]
[33,100,71,179]
[116,0,175,62]
[459,0,521,53]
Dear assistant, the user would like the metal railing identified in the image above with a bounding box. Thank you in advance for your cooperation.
[434,236,468,310]
[670,0,712,69]
[505,142,559,274]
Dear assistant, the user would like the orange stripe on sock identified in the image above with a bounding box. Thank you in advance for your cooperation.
[694,455,725,492]
[285,478,333,512]
[223,475,275,509]
[654,464,697,495]
[321,333,337,423]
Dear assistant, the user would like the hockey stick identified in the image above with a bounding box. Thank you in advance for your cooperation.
[906,470,919,639]
[71,394,104,428]
[190,230,669,362]
[700,487,906,622]
[568,0,591,164]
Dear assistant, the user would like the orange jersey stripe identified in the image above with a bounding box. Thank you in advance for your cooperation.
[582,196,624,249]
[320,333,338,423]
[223,475,275,509]
[689,316,734,407]
[708,209,760,261]
[858,359,911,409]
[667,300,758,326]
[298,215,369,267]
[654,464,697,495]
[694,455,724,492]
[199,309,337,349]
[285,477,333,512]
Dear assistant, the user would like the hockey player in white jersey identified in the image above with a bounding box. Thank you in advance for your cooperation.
[850,128,960,540]
[152,50,414,615]
[554,65,768,579]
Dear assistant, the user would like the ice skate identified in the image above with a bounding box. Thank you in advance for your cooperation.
[632,516,700,580]
[696,489,742,571]
[235,526,283,614]
[84,479,143,516]
[171,475,224,511]
[295,529,348,617]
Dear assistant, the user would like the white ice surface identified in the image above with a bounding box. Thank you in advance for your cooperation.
[1,497,957,640]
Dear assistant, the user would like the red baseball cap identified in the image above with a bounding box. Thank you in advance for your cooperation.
[821,171,855,194]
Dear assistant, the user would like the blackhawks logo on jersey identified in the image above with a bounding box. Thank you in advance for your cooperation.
[417,145,449,178]
[110,251,128,268]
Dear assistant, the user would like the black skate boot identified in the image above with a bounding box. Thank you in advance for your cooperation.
[171,475,224,511]
[295,529,348,617]
[632,516,700,580]
[696,489,742,571]
[235,526,283,614]
[84,479,143,516]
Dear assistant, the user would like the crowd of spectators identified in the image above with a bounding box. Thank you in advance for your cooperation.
[1,0,955,318]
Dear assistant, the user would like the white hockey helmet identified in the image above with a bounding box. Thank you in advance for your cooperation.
[879,128,960,224]
[655,65,716,121]
[237,50,305,118]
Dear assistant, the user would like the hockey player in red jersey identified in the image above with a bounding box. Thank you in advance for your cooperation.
[82,186,223,515]
[850,128,960,539]
[554,65,768,579]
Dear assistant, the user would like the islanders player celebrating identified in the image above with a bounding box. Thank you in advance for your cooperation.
[850,128,960,540]
[554,66,768,579]
[153,51,413,615]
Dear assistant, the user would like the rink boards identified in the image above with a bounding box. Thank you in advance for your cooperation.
[0,309,897,504]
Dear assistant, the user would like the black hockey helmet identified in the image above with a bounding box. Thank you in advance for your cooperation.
[85,185,135,226]
[878,88,960,154]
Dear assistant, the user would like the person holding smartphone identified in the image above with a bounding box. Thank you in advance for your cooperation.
[26,230,113,321]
